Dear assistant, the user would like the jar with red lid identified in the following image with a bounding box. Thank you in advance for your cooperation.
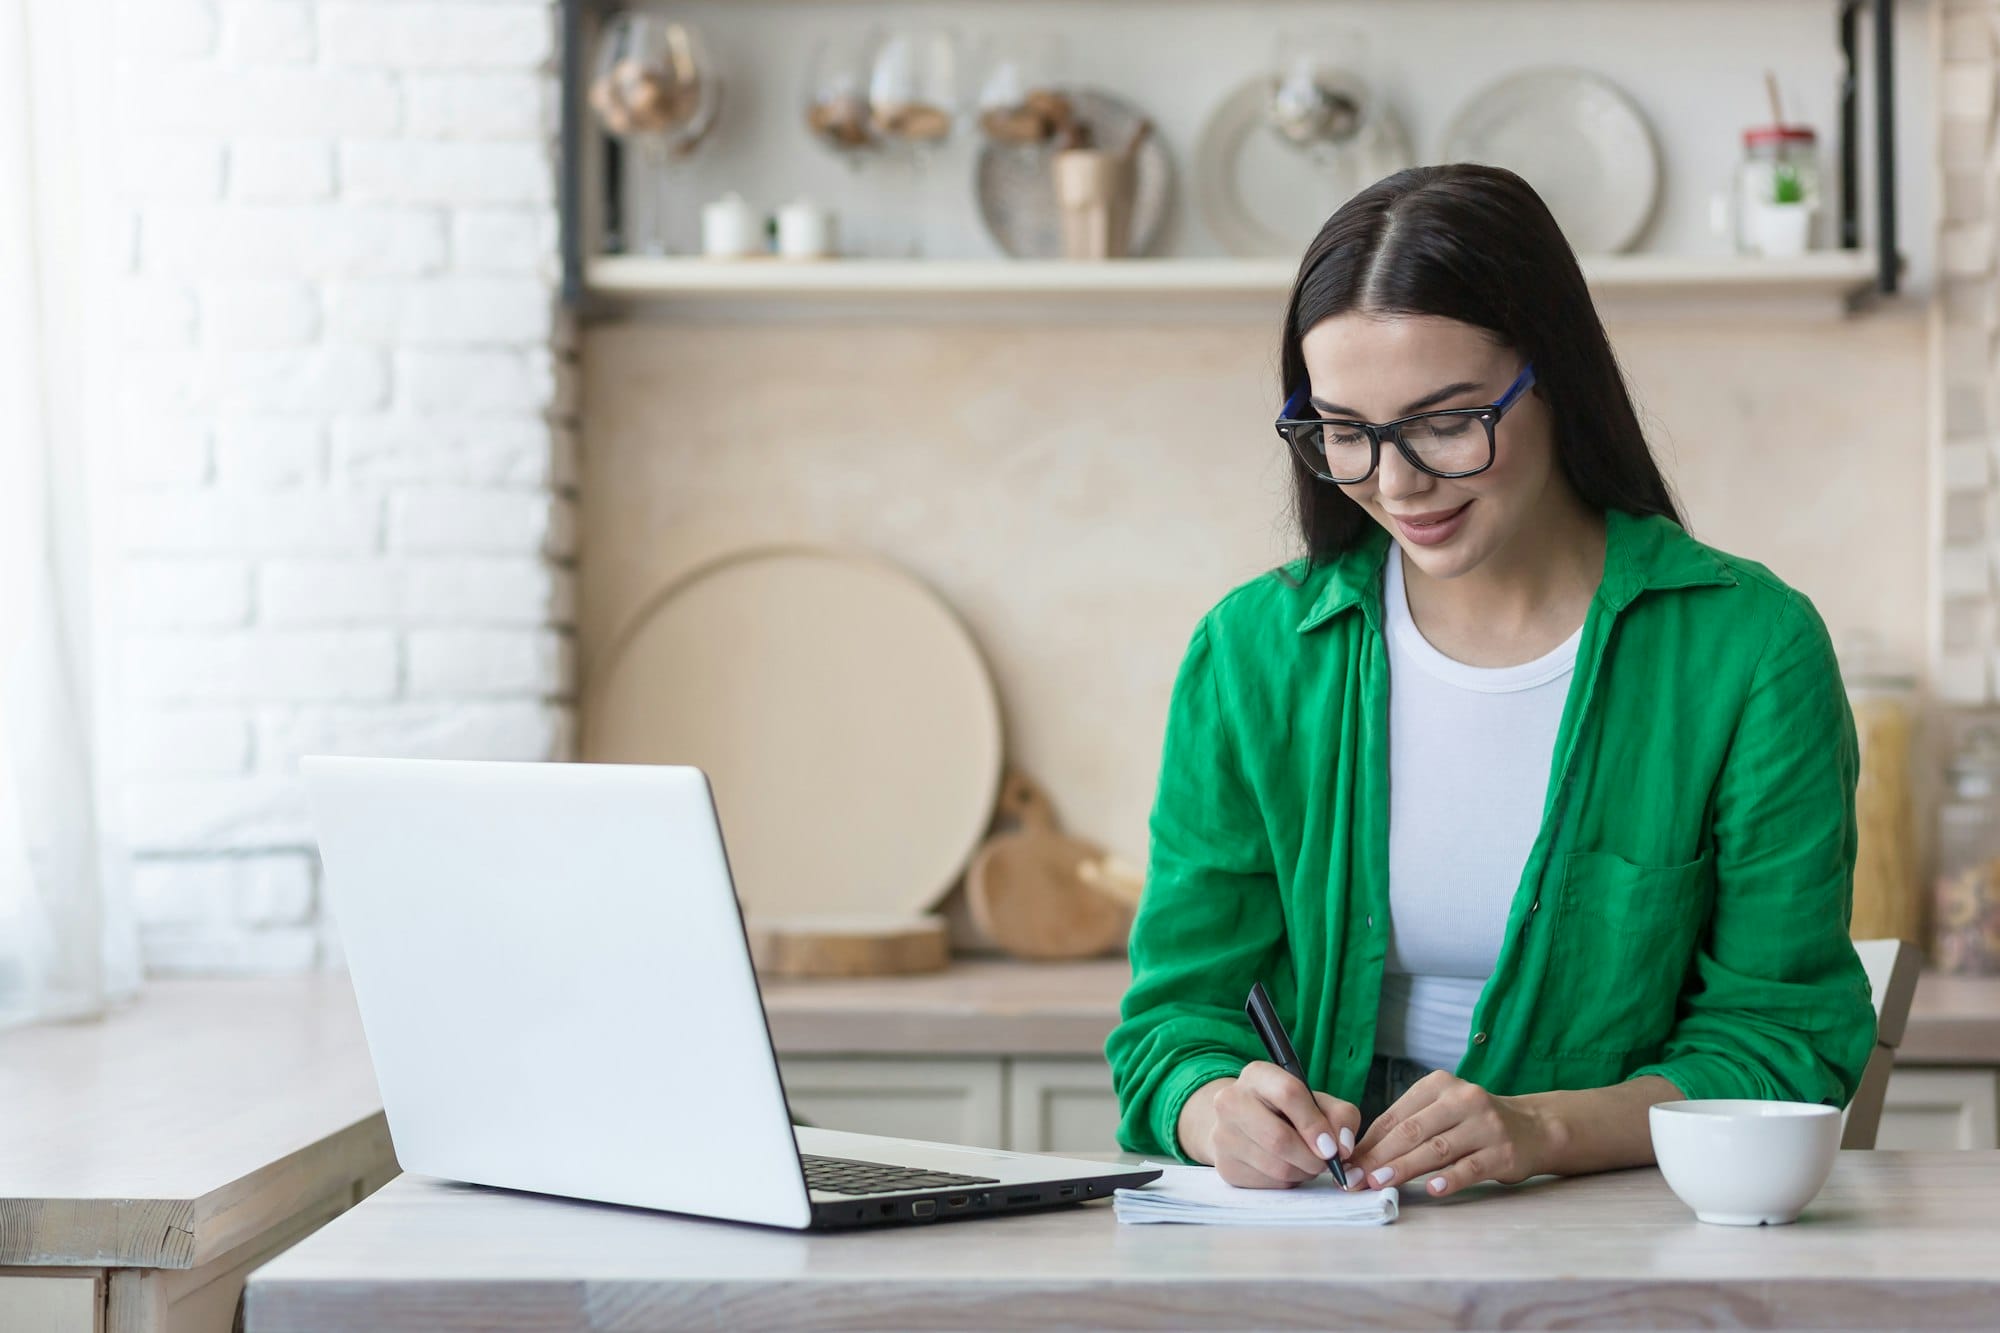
[1734,125,1820,255]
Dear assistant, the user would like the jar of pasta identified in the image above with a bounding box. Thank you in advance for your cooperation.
[1839,633,1922,946]
[1935,719,2000,974]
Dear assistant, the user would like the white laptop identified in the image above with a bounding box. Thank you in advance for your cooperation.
[303,755,1161,1230]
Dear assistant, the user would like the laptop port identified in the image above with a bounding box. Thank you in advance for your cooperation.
[878,1203,896,1217]
[946,1195,968,1208]
[912,1200,936,1219]
[972,1192,989,1207]
[1006,1192,1040,1206]
[1058,1186,1076,1198]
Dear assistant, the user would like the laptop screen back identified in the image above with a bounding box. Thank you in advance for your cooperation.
[304,756,812,1229]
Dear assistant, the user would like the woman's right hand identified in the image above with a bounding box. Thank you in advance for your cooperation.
[1176,1062,1360,1188]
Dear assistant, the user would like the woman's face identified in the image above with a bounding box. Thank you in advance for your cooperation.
[1298,312,1559,582]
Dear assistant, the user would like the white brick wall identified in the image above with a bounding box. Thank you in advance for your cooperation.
[319,4,553,70]
[111,0,570,974]
[144,205,450,276]
[232,140,336,201]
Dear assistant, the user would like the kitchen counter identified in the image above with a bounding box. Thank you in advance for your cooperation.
[760,957,1134,1055]
[764,956,2000,1063]
[244,1152,2000,1332]
[1900,969,2000,1063]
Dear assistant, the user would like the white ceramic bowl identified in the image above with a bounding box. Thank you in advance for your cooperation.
[1649,1099,1841,1226]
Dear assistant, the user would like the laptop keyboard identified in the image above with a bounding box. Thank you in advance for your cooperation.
[801,1153,1001,1196]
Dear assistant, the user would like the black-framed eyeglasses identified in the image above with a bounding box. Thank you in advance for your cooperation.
[1274,363,1537,484]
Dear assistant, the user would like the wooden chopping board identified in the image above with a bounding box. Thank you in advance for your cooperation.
[585,545,1003,925]
[965,770,1136,960]
[746,914,950,978]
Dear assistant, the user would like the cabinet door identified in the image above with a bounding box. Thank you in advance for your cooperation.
[0,1274,101,1333]
[1007,1059,1123,1155]
[1877,1067,2000,1150]
[777,1058,1005,1148]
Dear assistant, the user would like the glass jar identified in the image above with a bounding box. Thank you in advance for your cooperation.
[1935,720,2000,974]
[1840,632,1921,946]
[1734,125,1821,254]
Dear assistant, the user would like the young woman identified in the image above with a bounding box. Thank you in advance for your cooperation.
[1104,164,1876,1197]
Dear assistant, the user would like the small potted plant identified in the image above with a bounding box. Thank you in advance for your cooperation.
[1747,159,1814,258]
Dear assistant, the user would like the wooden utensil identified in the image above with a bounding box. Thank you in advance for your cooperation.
[746,913,950,978]
[965,770,1134,960]
[1051,135,1135,259]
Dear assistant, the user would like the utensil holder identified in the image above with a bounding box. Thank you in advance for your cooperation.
[1051,147,1134,259]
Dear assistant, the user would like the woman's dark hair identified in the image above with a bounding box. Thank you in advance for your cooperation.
[1280,163,1683,565]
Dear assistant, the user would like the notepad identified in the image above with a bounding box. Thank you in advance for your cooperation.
[1113,1161,1400,1226]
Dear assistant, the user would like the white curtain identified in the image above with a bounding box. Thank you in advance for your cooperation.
[0,0,137,1026]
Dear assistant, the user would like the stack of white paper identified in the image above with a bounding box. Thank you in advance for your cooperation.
[1113,1162,1400,1226]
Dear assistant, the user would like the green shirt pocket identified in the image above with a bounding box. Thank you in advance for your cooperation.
[1533,847,1713,1060]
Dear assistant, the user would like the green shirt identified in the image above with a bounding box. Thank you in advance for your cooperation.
[1106,508,1877,1161]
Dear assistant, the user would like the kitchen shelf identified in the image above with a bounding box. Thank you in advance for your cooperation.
[559,4,1903,309]
[586,251,1888,318]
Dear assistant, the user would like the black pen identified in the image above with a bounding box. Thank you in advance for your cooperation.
[1245,981,1349,1188]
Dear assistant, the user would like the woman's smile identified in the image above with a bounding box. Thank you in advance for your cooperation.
[1385,499,1474,546]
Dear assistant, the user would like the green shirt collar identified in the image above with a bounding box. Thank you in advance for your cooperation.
[1293,507,1738,635]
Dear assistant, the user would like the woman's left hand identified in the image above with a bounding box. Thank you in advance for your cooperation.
[1345,1071,1557,1198]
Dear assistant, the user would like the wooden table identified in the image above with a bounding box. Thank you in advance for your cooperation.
[245,1151,2000,1331]
[0,977,394,1333]
[10,965,1998,1329]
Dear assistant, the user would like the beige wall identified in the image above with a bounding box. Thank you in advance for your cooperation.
[579,310,1929,866]
[1614,312,1930,670]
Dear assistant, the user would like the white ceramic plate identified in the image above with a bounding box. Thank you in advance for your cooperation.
[1438,67,1659,254]
[1194,72,1413,259]
[585,545,1004,922]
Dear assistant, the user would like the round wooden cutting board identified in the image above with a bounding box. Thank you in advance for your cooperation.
[586,545,1004,926]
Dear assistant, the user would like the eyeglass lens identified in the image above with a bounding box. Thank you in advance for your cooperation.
[1298,413,1492,483]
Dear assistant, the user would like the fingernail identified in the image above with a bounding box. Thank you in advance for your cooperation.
[1428,1177,1447,1195]
[1371,1167,1395,1186]
[1339,1126,1355,1154]
[1316,1132,1337,1158]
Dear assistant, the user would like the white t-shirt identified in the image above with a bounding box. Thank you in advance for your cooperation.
[1375,551,1583,1072]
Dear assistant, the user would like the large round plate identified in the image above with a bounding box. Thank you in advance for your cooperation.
[975,87,1174,258]
[585,546,1003,922]
[1438,67,1659,254]
[1193,72,1414,259]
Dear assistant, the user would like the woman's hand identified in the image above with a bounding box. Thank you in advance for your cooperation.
[1345,1070,1559,1198]
[1177,1062,1360,1189]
